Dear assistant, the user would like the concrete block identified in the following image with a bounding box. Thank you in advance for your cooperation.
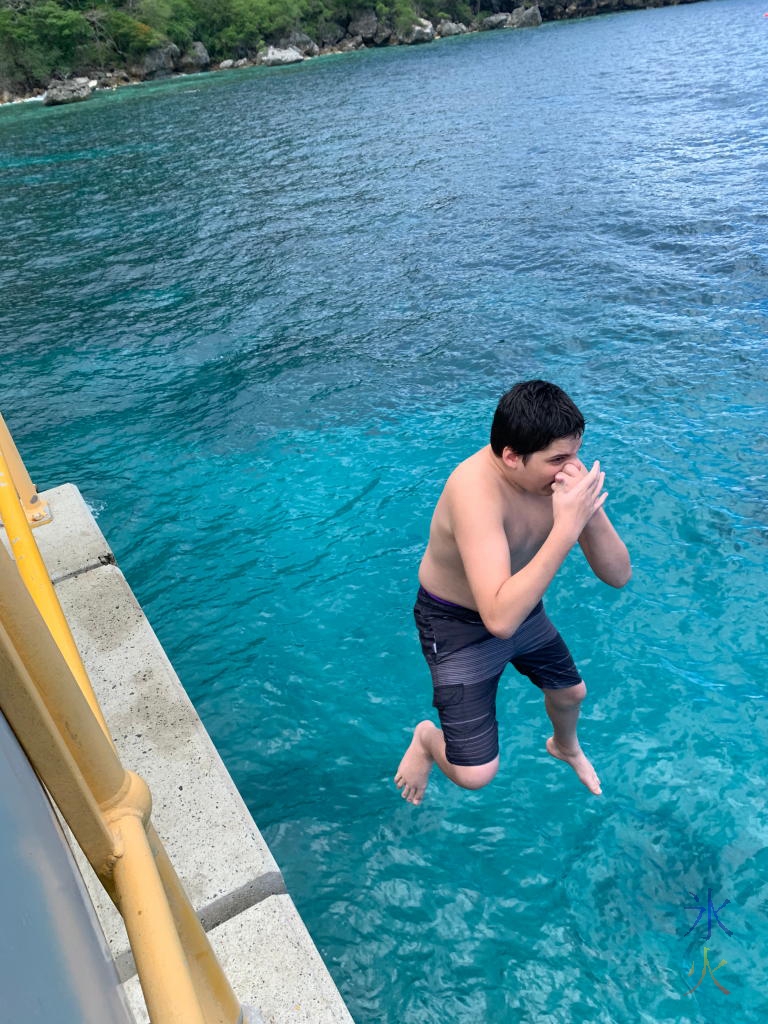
[123,895,355,1024]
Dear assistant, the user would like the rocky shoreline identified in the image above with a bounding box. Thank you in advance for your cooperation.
[2,0,705,107]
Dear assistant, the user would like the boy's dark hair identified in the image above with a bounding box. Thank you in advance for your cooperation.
[490,380,585,461]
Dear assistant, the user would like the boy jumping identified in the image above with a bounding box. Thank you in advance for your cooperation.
[395,380,631,804]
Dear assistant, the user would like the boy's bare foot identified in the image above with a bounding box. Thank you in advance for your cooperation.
[546,736,602,795]
[394,721,437,805]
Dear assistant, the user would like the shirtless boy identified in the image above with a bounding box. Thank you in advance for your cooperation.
[395,380,631,804]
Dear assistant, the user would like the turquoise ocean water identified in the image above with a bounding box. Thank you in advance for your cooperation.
[1,1,767,1020]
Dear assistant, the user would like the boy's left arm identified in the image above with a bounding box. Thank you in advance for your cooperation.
[554,461,631,588]
[577,507,631,587]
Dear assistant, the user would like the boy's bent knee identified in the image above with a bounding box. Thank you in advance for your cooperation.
[451,759,499,790]
[546,681,587,707]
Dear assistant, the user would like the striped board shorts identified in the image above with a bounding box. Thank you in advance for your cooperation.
[414,585,582,767]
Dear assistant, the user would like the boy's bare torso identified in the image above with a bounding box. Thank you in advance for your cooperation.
[418,446,555,610]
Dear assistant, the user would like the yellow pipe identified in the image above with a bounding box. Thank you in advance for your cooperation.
[148,825,242,1024]
[0,446,111,737]
[109,775,208,1024]
[0,413,50,525]
[0,617,118,873]
[0,544,124,812]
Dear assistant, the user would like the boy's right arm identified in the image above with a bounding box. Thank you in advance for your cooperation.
[453,463,606,638]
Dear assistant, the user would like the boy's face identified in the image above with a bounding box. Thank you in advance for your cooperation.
[508,434,583,495]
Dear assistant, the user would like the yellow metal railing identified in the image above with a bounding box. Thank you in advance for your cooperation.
[0,420,243,1024]
[0,413,50,526]
[0,440,110,735]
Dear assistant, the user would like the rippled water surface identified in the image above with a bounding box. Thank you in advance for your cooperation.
[2,1,767,1020]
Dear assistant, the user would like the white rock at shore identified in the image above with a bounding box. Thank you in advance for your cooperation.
[510,5,543,27]
[437,20,468,37]
[403,18,435,44]
[259,46,304,67]
[483,7,542,30]
[43,78,93,106]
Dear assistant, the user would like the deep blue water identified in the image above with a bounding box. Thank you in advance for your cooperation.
[2,1,767,1021]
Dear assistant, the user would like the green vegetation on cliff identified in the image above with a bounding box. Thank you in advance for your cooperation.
[0,0,474,95]
[0,0,705,98]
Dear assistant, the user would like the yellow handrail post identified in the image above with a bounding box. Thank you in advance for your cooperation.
[0,414,50,526]
[109,775,209,1024]
[148,825,243,1024]
[0,444,110,735]
[0,616,120,872]
[0,545,126,812]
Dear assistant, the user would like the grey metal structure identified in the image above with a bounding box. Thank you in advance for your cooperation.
[0,709,134,1024]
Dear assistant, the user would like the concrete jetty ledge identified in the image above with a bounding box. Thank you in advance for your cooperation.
[18,482,354,1024]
